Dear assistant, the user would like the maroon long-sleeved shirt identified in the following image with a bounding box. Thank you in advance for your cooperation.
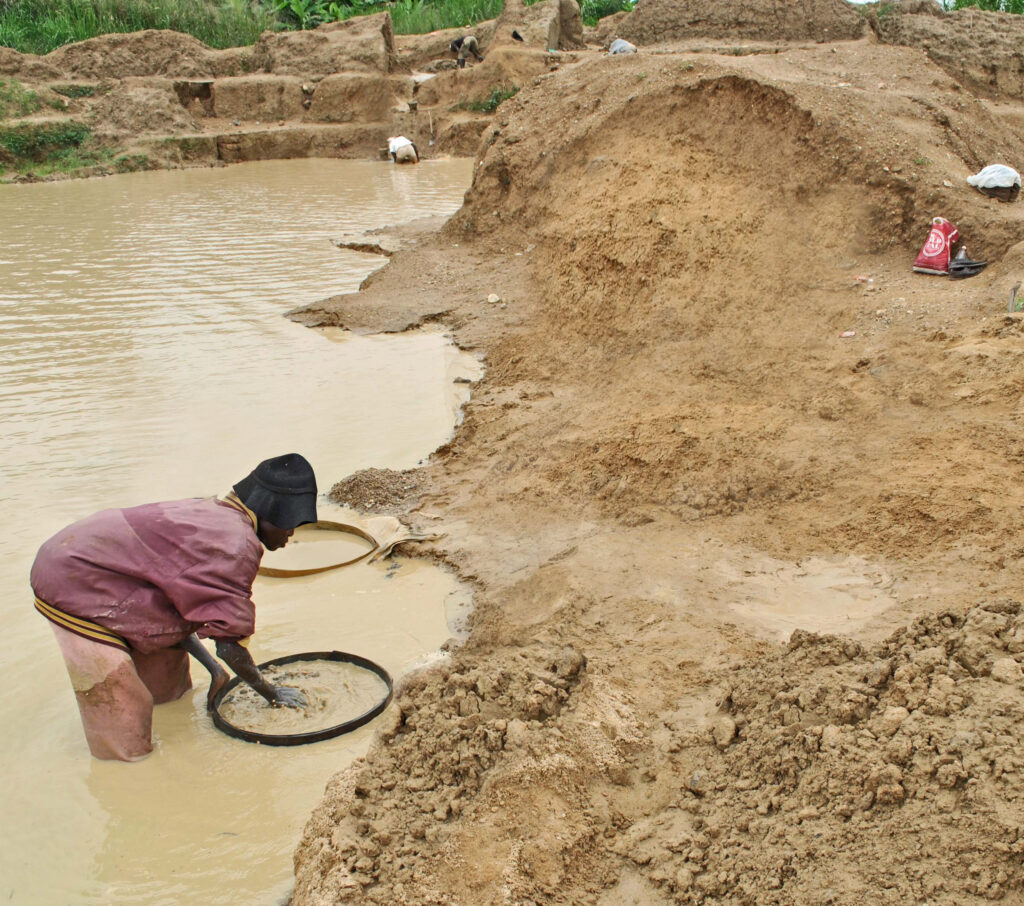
[31,497,262,653]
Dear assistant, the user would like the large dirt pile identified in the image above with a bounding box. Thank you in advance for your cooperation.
[447,42,1024,560]
[43,29,245,79]
[616,0,865,46]
[610,600,1024,904]
[870,1,1024,101]
[289,11,1024,905]
[251,13,395,75]
[88,79,200,138]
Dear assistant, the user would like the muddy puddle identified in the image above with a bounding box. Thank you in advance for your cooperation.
[0,158,475,905]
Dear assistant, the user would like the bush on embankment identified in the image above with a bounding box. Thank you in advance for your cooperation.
[0,112,150,177]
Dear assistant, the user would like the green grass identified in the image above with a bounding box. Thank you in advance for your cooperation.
[579,0,633,27]
[0,124,139,177]
[0,120,88,155]
[388,0,504,34]
[0,78,41,117]
[943,0,1024,9]
[0,0,277,55]
[459,83,518,113]
[0,0,636,55]
[52,83,98,98]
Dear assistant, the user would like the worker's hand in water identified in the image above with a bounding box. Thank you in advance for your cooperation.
[270,685,307,708]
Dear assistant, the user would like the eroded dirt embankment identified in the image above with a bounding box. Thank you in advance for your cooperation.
[0,0,584,177]
[8,1,1024,902]
[287,12,1024,906]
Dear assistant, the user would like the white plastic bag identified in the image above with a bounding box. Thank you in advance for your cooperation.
[609,39,638,55]
[966,164,1021,189]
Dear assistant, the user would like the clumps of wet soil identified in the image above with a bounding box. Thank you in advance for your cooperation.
[620,600,1024,904]
[295,601,1024,905]
[293,645,587,902]
[328,467,423,514]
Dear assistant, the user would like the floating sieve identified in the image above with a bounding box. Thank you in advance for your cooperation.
[210,651,393,746]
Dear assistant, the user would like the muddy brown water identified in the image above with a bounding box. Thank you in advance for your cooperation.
[0,158,476,905]
[217,660,391,735]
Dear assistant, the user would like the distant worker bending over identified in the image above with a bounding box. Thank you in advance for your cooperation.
[388,135,419,164]
[31,453,318,761]
[450,34,483,68]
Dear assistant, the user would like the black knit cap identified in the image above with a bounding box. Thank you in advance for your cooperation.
[233,453,318,531]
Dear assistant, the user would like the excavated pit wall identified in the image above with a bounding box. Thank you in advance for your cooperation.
[0,1,586,177]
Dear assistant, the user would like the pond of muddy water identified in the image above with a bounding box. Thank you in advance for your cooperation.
[0,158,475,905]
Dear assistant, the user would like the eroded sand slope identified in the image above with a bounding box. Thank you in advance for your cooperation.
[288,4,1024,905]
[8,0,1024,901]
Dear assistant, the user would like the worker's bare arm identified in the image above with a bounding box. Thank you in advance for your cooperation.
[180,634,231,710]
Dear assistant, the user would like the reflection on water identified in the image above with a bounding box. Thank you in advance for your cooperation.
[0,159,475,905]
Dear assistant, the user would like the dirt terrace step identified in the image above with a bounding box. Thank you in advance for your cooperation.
[150,122,394,164]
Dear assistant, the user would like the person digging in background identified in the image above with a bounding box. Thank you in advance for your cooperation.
[450,34,483,68]
[30,453,317,761]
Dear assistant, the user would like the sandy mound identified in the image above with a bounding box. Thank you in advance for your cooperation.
[616,0,865,46]
[43,29,225,79]
[295,601,1024,904]
[88,79,199,138]
[0,47,63,80]
[329,468,424,514]
[289,17,1024,904]
[612,600,1024,903]
[252,13,396,75]
[414,46,557,110]
[445,44,1024,551]
[872,2,1024,101]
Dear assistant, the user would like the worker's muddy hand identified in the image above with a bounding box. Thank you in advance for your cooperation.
[270,686,307,709]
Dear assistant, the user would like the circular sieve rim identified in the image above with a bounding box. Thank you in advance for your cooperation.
[210,651,393,746]
[257,521,379,578]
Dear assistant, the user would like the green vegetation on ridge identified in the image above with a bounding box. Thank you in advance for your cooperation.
[0,0,276,55]
[0,0,633,55]
[943,0,1024,10]
[0,78,41,117]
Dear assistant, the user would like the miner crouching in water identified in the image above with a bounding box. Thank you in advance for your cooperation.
[388,135,419,164]
[30,453,317,761]
[450,34,483,68]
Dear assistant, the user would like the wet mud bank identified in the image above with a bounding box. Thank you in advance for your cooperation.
[8,1,1024,902]
[287,6,1024,904]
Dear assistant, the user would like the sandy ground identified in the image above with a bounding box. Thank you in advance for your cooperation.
[8,0,1024,902]
[286,6,1024,906]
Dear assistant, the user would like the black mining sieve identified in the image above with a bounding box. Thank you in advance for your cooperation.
[210,650,393,746]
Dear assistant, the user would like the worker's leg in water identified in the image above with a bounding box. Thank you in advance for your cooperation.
[50,623,155,761]
[132,647,192,704]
